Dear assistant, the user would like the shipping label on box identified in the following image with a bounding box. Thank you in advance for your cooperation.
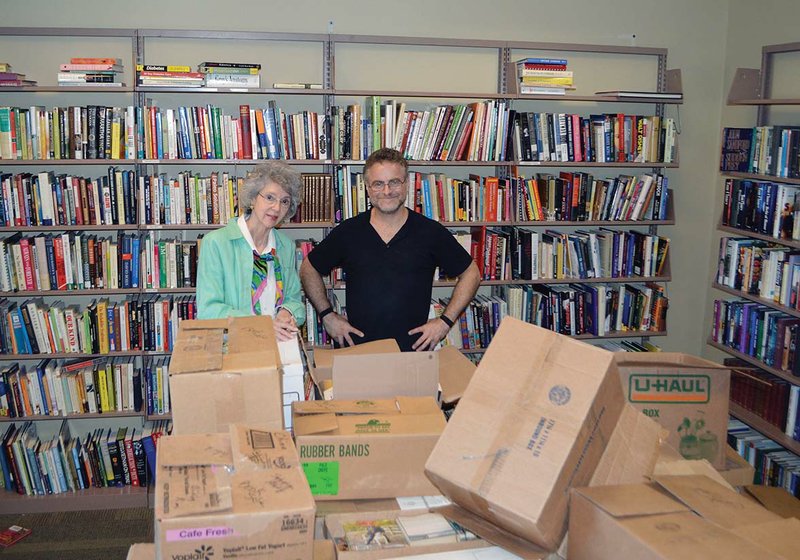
[616,353,730,468]
[155,425,315,560]
[293,397,445,500]
[169,316,283,434]
[425,318,625,550]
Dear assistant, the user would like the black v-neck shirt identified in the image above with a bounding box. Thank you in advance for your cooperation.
[308,209,473,350]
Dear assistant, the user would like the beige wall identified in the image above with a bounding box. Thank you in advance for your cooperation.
[2,0,734,354]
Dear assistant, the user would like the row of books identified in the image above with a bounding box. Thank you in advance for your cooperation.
[333,100,677,164]
[592,339,662,352]
[0,296,197,355]
[711,298,800,375]
[0,419,171,496]
[513,172,670,223]
[136,103,328,161]
[498,282,667,336]
[0,358,171,419]
[721,178,800,241]
[466,226,669,282]
[730,368,794,435]
[0,232,200,292]
[0,105,135,161]
[716,237,800,308]
[333,170,671,225]
[728,419,800,495]
[0,169,333,228]
[435,281,667,350]
[0,101,680,165]
[721,126,800,179]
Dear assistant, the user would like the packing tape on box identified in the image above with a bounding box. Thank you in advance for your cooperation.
[213,370,246,429]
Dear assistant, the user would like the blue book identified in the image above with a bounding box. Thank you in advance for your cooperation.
[131,237,140,287]
[71,436,86,489]
[35,361,49,416]
[264,105,279,160]
[11,306,32,354]
[517,57,568,66]
[422,178,433,219]
[141,431,157,482]
[135,106,145,159]
[155,111,164,160]
[0,424,13,491]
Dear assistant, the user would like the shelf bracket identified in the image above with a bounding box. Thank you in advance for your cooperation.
[727,68,761,104]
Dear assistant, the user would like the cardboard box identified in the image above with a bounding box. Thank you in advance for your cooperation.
[126,543,154,560]
[313,499,401,539]
[737,518,800,559]
[719,445,755,487]
[169,316,283,434]
[155,425,315,560]
[294,397,445,500]
[744,485,800,519]
[615,352,731,468]
[437,346,476,405]
[425,318,625,550]
[309,340,402,398]
[555,403,666,559]
[569,475,788,560]
[323,508,492,560]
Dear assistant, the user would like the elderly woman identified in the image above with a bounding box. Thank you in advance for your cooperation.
[196,161,305,340]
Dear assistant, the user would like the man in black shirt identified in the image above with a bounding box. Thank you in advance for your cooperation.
[300,148,481,351]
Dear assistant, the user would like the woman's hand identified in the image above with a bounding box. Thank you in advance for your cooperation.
[274,308,299,341]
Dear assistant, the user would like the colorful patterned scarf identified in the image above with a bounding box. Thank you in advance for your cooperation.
[251,248,284,315]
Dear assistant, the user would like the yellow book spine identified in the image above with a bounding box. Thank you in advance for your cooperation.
[97,366,110,412]
[97,300,109,354]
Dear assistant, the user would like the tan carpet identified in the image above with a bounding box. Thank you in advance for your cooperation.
[0,508,152,559]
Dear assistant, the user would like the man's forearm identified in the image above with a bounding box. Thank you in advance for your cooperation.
[299,259,333,312]
[442,262,481,322]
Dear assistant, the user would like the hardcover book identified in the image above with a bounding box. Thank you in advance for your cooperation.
[721,127,754,172]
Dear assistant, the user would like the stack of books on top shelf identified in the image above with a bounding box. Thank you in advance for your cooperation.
[515,57,574,95]
[198,61,261,89]
[136,64,204,88]
[0,63,36,87]
[58,58,124,87]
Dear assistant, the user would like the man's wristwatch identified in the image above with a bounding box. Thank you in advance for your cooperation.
[439,314,454,328]
[318,307,334,321]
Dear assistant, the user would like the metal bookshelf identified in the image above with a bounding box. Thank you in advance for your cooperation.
[0,26,682,512]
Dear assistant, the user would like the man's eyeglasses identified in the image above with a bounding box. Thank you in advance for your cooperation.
[258,191,292,208]
[368,178,406,191]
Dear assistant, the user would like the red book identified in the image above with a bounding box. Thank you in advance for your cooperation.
[616,113,625,162]
[239,105,252,159]
[123,430,139,486]
[18,238,36,290]
[52,236,68,290]
[485,177,499,222]
[0,525,32,548]
[454,120,474,161]
[470,226,487,278]
[70,57,121,65]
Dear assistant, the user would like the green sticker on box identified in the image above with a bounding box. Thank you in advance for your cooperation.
[302,461,340,495]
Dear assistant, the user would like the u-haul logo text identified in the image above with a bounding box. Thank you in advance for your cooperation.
[629,374,711,404]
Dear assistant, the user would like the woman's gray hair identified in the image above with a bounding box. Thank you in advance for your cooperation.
[239,161,303,220]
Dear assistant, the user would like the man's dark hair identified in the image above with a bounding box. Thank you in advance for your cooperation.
[364,148,409,177]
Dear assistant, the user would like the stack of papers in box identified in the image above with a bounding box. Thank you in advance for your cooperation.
[398,513,458,546]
